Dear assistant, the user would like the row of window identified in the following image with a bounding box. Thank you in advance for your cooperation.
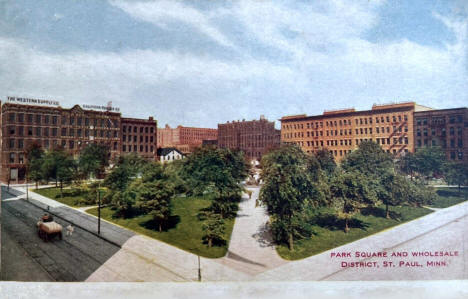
[7,139,119,151]
[122,144,154,153]
[416,139,463,148]
[284,126,409,139]
[416,115,463,126]
[416,127,463,137]
[122,125,155,134]
[7,112,120,128]
[8,126,119,138]
[122,135,154,143]
[283,114,409,130]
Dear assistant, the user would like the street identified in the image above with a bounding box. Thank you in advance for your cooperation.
[1,186,121,281]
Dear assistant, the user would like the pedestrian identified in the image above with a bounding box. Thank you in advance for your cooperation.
[66,225,74,236]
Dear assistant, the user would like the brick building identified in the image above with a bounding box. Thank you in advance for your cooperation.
[414,108,468,162]
[121,117,157,160]
[280,102,432,162]
[157,124,217,154]
[217,116,281,161]
[1,97,157,182]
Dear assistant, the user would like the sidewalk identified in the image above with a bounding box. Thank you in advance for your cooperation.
[216,187,286,275]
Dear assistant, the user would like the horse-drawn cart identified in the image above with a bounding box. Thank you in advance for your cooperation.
[37,215,63,242]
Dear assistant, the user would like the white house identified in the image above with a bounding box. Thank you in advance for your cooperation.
[157,147,185,163]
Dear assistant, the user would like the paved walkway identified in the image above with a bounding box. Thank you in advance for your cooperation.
[216,187,286,275]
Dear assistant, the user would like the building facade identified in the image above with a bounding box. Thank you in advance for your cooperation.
[281,102,432,162]
[121,117,157,160]
[1,99,157,182]
[217,116,281,161]
[157,124,217,154]
[414,108,468,162]
[157,147,185,163]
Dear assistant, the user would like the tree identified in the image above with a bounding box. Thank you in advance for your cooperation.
[260,145,327,250]
[314,148,336,177]
[330,171,378,233]
[40,147,76,196]
[398,152,418,180]
[380,171,411,218]
[136,180,174,232]
[25,142,45,189]
[412,146,446,180]
[202,212,226,248]
[182,146,248,196]
[444,162,468,195]
[78,143,109,179]
[341,140,393,176]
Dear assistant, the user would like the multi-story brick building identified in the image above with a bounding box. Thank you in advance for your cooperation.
[0,97,157,182]
[121,117,157,160]
[281,102,432,162]
[414,108,468,162]
[217,116,281,161]
[157,124,217,154]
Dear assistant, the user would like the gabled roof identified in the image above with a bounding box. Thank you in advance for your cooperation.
[157,147,184,156]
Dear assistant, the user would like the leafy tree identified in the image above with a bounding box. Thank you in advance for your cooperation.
[407,182,438,207]
[330,171,378,233]
[202,212,226,248]
[341,140,393,176]
[136,180,174,232]
[444,162,468,195]
[182,146,248,196]
[78,143,109,179]
[163,159,187,194]
[398,152,418,180]
[25,142,45,189]
[380,171,411,218]
[260,145,327,249]
[40,147,75,196]
[412,146,446,180]
[314,148,336,177]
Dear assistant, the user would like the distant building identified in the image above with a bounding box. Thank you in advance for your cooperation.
[121,117,157,160]
[157,147,184,163]
[280,102,432,162]
[202,139,218,146]
[217,116,281,161]
[0,97,157,183]
[414,108,468,162]
[157,124,217,154]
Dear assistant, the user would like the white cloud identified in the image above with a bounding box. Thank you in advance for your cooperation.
[2,0,467,127]
[109,0,235,48]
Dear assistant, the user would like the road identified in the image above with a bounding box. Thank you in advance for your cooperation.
[1,186,121,281]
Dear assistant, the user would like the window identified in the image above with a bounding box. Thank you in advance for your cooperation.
[61,128,67,136]
[77,129,82,137]
[458,139,463,148]
[44,115,49,124]
[450,139,455,147]
[78,117,82,126]
[457,127,462,136]
[18,113,24,123]
[70,117,75,125]
[9,153,15,163]
[85,118,89,126]
[133,126,137,133]
[9,126,15,135]
[18,139,24,149]
[27,114,33,123]
[450,152,456,160]
[150,127,154,133]
[122,145,126,152]
[9,139,15,149]
[36,127,41,136]
[62,116,67,125]
[19,153,24,164]
[145,127,149,133]
[36,114,41,124]
[18,126,23,136]
[450,127,455,135]
[69,140,74,149]
[9,113,15,122]
[28,127,33,136]
[52,116,58,125]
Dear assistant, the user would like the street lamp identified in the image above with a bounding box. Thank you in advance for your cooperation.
[97,179,101,235]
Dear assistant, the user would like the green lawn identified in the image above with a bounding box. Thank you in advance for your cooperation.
[33,186,106,207]
[277,205,433,260]
[430,187,468,208]
[87,196,235,258]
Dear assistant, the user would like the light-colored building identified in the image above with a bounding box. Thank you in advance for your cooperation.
[157,147,185,163]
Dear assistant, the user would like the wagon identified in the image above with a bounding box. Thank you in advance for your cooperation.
[37,221,63,242]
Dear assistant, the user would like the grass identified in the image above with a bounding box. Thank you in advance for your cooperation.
[277,204,433,260]
[87,196,235,258]
[430,187,468,208]
[33,186,106,207]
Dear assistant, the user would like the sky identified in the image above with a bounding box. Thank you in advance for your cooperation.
[0,0,467,128]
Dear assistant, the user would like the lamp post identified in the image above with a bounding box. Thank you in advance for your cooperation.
[98,179,101,235]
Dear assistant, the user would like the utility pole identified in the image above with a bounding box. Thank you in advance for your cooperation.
[198,255,201,282]
[98,180,101,235]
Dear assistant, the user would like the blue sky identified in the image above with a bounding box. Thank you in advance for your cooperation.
[0,0,466,128]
